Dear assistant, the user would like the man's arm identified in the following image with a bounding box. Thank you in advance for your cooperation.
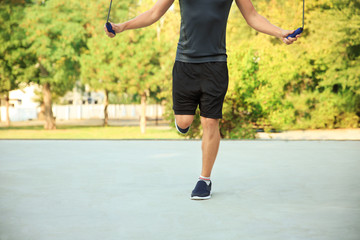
[104,0,174,38]
[235,0,299,44]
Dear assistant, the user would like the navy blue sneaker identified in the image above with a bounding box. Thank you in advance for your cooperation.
[175,119,190,134]
[191,180,212,200]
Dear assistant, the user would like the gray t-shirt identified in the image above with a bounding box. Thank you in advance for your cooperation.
[176,0,233,63]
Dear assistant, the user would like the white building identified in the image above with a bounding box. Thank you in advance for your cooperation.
[0,84,39,122]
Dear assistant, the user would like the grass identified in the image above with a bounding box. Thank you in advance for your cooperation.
[0,125,183,139]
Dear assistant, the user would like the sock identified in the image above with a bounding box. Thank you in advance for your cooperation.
[199,175,211,186]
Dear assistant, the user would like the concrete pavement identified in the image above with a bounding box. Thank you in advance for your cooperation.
[0,140,359,240]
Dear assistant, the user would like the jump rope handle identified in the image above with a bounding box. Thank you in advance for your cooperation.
[286,27,303,39]
[106,22,116,36]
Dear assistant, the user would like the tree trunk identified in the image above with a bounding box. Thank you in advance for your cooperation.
[140,92,147,134]
[43,83,56,130]
[103,90,109,127]
[5,92,10,127]
[155,103,158,126]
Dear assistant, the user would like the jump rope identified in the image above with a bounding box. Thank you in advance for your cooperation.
[105,0,116,36]
[105,0,305,38]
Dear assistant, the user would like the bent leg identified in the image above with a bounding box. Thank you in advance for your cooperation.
[175,114,194,129]
[200,117,220,177]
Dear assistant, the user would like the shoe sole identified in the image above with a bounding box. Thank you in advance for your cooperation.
[190,194,212,200]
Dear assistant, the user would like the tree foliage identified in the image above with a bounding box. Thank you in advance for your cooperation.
[23,0,87,94]
[21,0,87,128]
[0,0,37,126]
[80,0,172,129]
[0,0,35,95]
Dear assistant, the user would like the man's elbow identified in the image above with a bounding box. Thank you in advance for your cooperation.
[244,9,259,27]
[149,8,163,24]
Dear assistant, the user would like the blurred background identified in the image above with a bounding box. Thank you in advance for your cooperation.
[0,0,359,139]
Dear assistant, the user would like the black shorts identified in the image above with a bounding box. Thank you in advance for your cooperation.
[172,61,229,119]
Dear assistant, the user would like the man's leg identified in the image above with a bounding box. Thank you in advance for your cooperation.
[175,114,194,130]
[190,117,220,200]
[200,117,220,178]
[175,115,220,176]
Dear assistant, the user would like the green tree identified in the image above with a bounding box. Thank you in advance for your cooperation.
[22,0,87,129]
[81,0,172,132]
[253,0,360,130]
[122,0,173,133]
[0,0,36,126]
[80,0,132,126]
[122,28,165,133]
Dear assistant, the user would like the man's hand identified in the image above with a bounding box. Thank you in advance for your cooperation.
[280,29,301,45]
[103,0,174,38]
[104,22,126,38]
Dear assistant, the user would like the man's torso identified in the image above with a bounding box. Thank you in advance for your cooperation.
[176,0,233,63]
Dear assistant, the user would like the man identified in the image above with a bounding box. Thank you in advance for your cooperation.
[104,0,300,200]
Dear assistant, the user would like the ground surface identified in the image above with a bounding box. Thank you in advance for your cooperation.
[0,140,359,240]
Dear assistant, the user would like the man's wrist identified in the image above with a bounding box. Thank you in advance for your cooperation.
[115,23,126,33]
[121,22,127,32]
[275,28,283,38]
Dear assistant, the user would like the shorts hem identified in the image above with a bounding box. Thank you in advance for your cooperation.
[173,109,196,115]
[200,112,222,119]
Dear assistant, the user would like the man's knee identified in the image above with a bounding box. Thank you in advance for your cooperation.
[175,115,194,129]
[201,117,219,131]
